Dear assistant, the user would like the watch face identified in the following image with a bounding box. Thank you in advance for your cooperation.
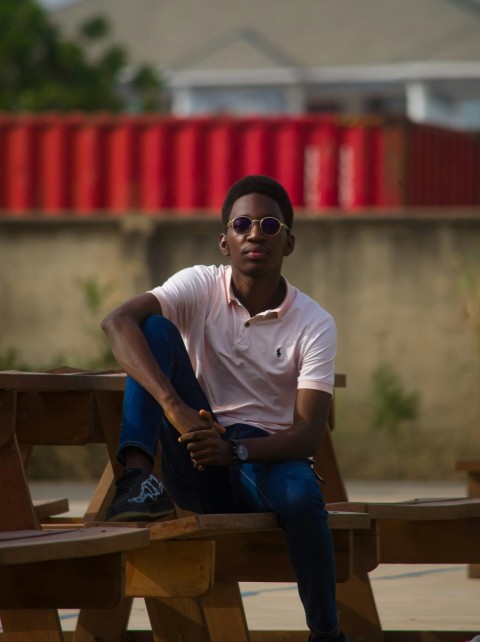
[237,442,249,461]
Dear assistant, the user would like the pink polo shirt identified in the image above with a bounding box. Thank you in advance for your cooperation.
[149,265,336,433]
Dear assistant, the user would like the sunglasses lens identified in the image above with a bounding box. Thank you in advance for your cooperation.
[232,216,252,233]
[261,217,282,235]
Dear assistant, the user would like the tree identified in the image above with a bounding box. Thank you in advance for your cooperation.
[0,0,162,112]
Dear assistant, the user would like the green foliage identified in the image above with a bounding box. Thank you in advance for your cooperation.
[370,363,419,436]
[76,276,118,370]
[0,0,161,112]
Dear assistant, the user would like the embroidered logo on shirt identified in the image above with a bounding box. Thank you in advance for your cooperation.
[275,346,282,359]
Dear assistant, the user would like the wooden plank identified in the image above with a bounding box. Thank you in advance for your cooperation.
[145,597,211,642]
[336,571,385,642]
[0,611,66,642]
[125,540,215,598]
[328,498,480,520]
[33,498,69,520]
[0,526,149,566]
[72,598,134,642]
[0,371,126,392]
[14,391,95,445]
[200,581,252,642]
[0,370,345,393]
[206,529,351,583]
[378,517,480,564]
[83,460,115,523]
[0,393,40,532]
[455,459,480,577]
[140,511,371,541]
[248,633,480,642]
[20,632,480,642]
[0,553,123,609]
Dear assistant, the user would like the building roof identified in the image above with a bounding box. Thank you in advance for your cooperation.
[51,0,480,74]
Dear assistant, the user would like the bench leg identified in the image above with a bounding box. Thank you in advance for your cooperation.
[200,581,251,642]
[0,610,65,642]
[72,597,133,642]
[466,471,480,578]
[145,582,251,642]
[145,597,210,642]
[336,572,385,642]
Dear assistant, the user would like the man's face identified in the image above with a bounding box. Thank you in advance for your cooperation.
[219,192,295,276]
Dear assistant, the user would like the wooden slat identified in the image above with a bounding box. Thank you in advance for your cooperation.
[0,553,123,609]
[0,370,346,393]
[33,497,69,520]
[329,497,480,520]
[378,517,480,564]
[0,611,65,642]
[145,596,211,642]
[31,632,480,642]
[200,581,251,642]
[127,510,372,542]
[125,540,215,598]
[0,370,126,392]
[0,526,149,566]
[15,391,95,445]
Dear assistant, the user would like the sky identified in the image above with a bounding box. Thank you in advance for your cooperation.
[39,0,78,8]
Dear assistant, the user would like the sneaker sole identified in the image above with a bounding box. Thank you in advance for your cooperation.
[106,506,175,523]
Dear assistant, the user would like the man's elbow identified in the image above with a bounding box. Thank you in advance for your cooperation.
[100,310,122,337]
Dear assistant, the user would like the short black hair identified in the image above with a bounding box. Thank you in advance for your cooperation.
[221,175,294,230]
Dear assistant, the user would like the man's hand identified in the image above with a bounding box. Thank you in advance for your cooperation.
[178,410,230,470]
[165,404,225,437]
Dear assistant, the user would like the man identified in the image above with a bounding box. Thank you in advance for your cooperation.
[101,175,347,642]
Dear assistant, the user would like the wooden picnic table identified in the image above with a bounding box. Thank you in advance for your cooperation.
[2,368,479,642]
[0,369,380,642]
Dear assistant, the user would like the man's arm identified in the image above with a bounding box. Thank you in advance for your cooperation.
[101,293,219,436]
[180,388,332,466]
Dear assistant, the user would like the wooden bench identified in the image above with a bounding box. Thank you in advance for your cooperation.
[327,497,480,642]
[456,459,480,577]
[4,368,479,642]
[1,369,379,642]
[0,527,150,609]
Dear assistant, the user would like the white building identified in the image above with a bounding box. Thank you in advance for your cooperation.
[51,0,480,129]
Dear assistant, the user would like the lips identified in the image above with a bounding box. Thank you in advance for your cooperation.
[243,246,269,259]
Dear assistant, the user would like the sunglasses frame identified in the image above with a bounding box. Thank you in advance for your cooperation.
[227,216,290,237]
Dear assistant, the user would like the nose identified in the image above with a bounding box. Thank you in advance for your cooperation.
[246,219,265,239]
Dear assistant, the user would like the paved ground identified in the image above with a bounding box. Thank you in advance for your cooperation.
[20,479,480,637]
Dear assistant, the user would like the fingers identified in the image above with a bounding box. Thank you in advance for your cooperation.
[199,409,226,434]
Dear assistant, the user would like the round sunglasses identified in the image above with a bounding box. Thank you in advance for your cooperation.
[227,216,290,236]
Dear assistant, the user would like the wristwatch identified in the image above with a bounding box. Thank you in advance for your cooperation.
[229,440,249,465]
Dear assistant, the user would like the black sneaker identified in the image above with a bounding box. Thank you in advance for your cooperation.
[105,468,175,522]
[308,632,349,642]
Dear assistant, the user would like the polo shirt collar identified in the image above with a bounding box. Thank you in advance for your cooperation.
[224,265,296,319]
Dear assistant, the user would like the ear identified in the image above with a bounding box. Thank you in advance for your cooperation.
[219,232,230,256]
[283,233,295,257]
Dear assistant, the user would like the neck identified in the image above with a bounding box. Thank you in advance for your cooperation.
[231,271,286,317]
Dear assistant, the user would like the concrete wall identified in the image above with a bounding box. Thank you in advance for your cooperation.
[1,212,479,475]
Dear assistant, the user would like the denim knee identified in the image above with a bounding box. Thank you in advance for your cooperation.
[141,314,181,346]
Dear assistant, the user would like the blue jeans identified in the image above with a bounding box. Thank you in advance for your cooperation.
[117,315,339,635]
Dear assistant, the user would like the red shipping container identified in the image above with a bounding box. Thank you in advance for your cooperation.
[103,115,135,214]
[372,118,407,209]
[304,116,340,210]
[205,117,242,211]
[171,118,209,211]
[275,117,310,208]
[0,115,37,215]
[338,118,379,211]
[36,114,70,215]
[68,114,106,214]
[238,117,277,178]
[137,116,178,211]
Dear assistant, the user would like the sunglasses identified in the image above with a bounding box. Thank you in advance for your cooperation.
[227,216,290,236]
